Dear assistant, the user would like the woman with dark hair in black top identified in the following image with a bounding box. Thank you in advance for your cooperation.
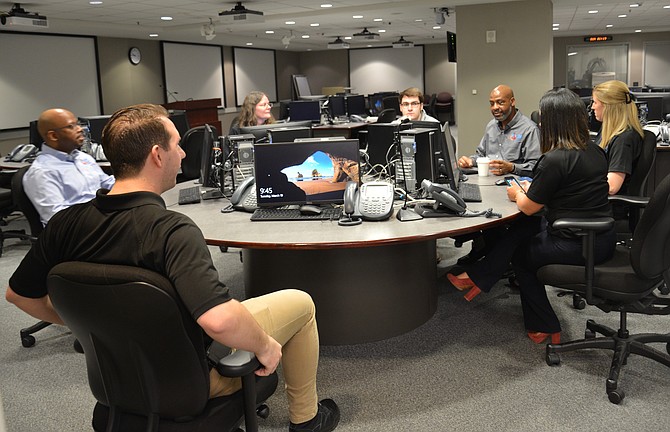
[448,88,616,345]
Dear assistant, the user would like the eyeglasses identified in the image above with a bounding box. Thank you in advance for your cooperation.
[400,101,421,108]
[257,102,273,108]
[50,121,87,132]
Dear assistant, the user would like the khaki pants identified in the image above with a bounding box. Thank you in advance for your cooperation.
[209,289,319,424]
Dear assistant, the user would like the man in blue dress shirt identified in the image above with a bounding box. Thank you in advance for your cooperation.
[23,108,115,226]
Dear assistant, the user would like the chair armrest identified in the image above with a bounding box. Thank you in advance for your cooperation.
[551,217,614,305]
[552,217,614,233]
[608,194,650,208]
[208,342,260,378]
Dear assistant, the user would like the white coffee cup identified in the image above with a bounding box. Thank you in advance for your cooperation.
[476,157,491,177]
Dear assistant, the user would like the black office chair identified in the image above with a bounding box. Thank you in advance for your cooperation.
[7,166,55,346]
[425,93,438,118]
[569,129,659,309]
[434,92,455,125]
[177,125,219,184]
[376,109,397,124]
[382,95,400,116]
[530,110,540,125]
[537,174,670,404]
[0,167,35,257]
[47,261,277,432]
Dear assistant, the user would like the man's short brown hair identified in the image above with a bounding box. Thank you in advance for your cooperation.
[399,87,424,104]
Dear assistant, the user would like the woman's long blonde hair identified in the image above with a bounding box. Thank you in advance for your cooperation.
[238,91,276,127]
[592,80,644,148]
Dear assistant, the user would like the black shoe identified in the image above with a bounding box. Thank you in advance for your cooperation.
[289,399,340,432]
[456,251,483,266]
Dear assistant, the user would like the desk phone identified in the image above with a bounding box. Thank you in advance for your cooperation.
[344,181,395,221]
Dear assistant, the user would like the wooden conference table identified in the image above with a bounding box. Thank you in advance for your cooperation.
[165,175,521,345]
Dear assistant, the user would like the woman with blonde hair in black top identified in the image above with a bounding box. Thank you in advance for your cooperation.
[591,80,644,195]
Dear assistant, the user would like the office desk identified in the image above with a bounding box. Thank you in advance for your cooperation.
[165,175,519,345]
[312,122,367,139]
[0,161,29,170]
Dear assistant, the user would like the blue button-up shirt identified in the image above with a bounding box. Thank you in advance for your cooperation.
[23,144,115,226]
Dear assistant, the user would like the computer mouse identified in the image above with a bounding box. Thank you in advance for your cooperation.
[299,204,323,215]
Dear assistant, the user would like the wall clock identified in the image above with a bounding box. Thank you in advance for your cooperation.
[128,47,141,65]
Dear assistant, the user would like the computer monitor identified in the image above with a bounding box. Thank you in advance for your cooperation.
[199,124,217,188]
[345,94,367,116]
[79,115,111,144]
[29,120,44,147]
[327,95,346,118]
[253,138,360,207]
[288,100,321,122]
[368,93,386,116]
[239,120,313,143]
[267,126,312,143]
[168,110,190,137]
[292,74,312,98]
[437,123,461,191]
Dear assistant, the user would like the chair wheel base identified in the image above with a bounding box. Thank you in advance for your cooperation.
[573,294,586,310]
[256,403,270,419]
[21,335,36,348]
[608,389,625,404]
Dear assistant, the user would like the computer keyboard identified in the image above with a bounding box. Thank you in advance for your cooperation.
[178,186,201,205]
[458,182,482,202]
[250,207,342,221]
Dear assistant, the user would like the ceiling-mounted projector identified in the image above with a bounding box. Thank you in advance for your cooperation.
[392,36,414,48]
[328,37,350,49]
[219,2,264,24]
[0,3,48,27]
[353,28,380,41]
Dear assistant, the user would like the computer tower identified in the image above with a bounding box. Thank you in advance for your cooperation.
[226,134,255,192]
[395,128,436,193]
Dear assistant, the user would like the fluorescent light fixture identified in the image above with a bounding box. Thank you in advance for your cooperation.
[568,52,578,56]
[353,15,363,19]
[161,16,173,21]
[149,33,158,37]
[344,36,352,40]
[310,23,319,27]
[301,35,310,39]
[246,42,253,45]
[588,10,598,14]
[378,29,386,33]
[635,29,642,32]
[606,24,613,28]
[432,26,441,30]
[618,14,627,18]
[630,3,640,7]
[285,21,295,25]
[321,4,332,8]
[265,30,274,34]
[374,18,383,22]
[553,23,559,27]
[89,1,103,4]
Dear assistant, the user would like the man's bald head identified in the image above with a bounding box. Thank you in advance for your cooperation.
[489,85,516,126]
[37,108,84,153]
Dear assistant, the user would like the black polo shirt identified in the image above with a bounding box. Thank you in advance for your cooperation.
[9,189,231,321]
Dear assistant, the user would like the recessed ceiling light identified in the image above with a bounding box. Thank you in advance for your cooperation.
[552,27,559,31]
[246,42,253,46]
[415,19,423,22]
[367,45,373,47]
[89,1,103,5]
[149,33,158,38]
[378,29,386,33]
[432,26,441,30]
[553,23,559,27]
[373,18,383,22]
[320,4,332,7]
[588,10,598,14]
[285,21,295,25]
[310,23,319,27]
[665,5,670,9]
[568,52,578,56]
[630,3,640,7]
[635,29,642,32]
[302,35,310,39]
[344,36,352,40]
[618,14,627,18]
[160,16,173,21]
[606,24,613,28]
[265,30,274,34]
[353,15,363,19]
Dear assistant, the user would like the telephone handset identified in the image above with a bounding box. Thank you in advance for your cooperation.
[342,180,395,221]
[421,179,467,215]
[6,144,38,162]
[230,176,257,212]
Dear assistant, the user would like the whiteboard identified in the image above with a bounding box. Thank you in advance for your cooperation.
[233,47,277,106]
[349,46,424,95]
[162,42,225,105]
[643,41,670,88]
[0,32,100,130]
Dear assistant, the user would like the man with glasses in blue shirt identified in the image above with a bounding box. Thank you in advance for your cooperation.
[398,87,439,122]
[23,108,115,226]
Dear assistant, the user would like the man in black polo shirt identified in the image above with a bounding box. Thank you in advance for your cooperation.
[6,104,339,432]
